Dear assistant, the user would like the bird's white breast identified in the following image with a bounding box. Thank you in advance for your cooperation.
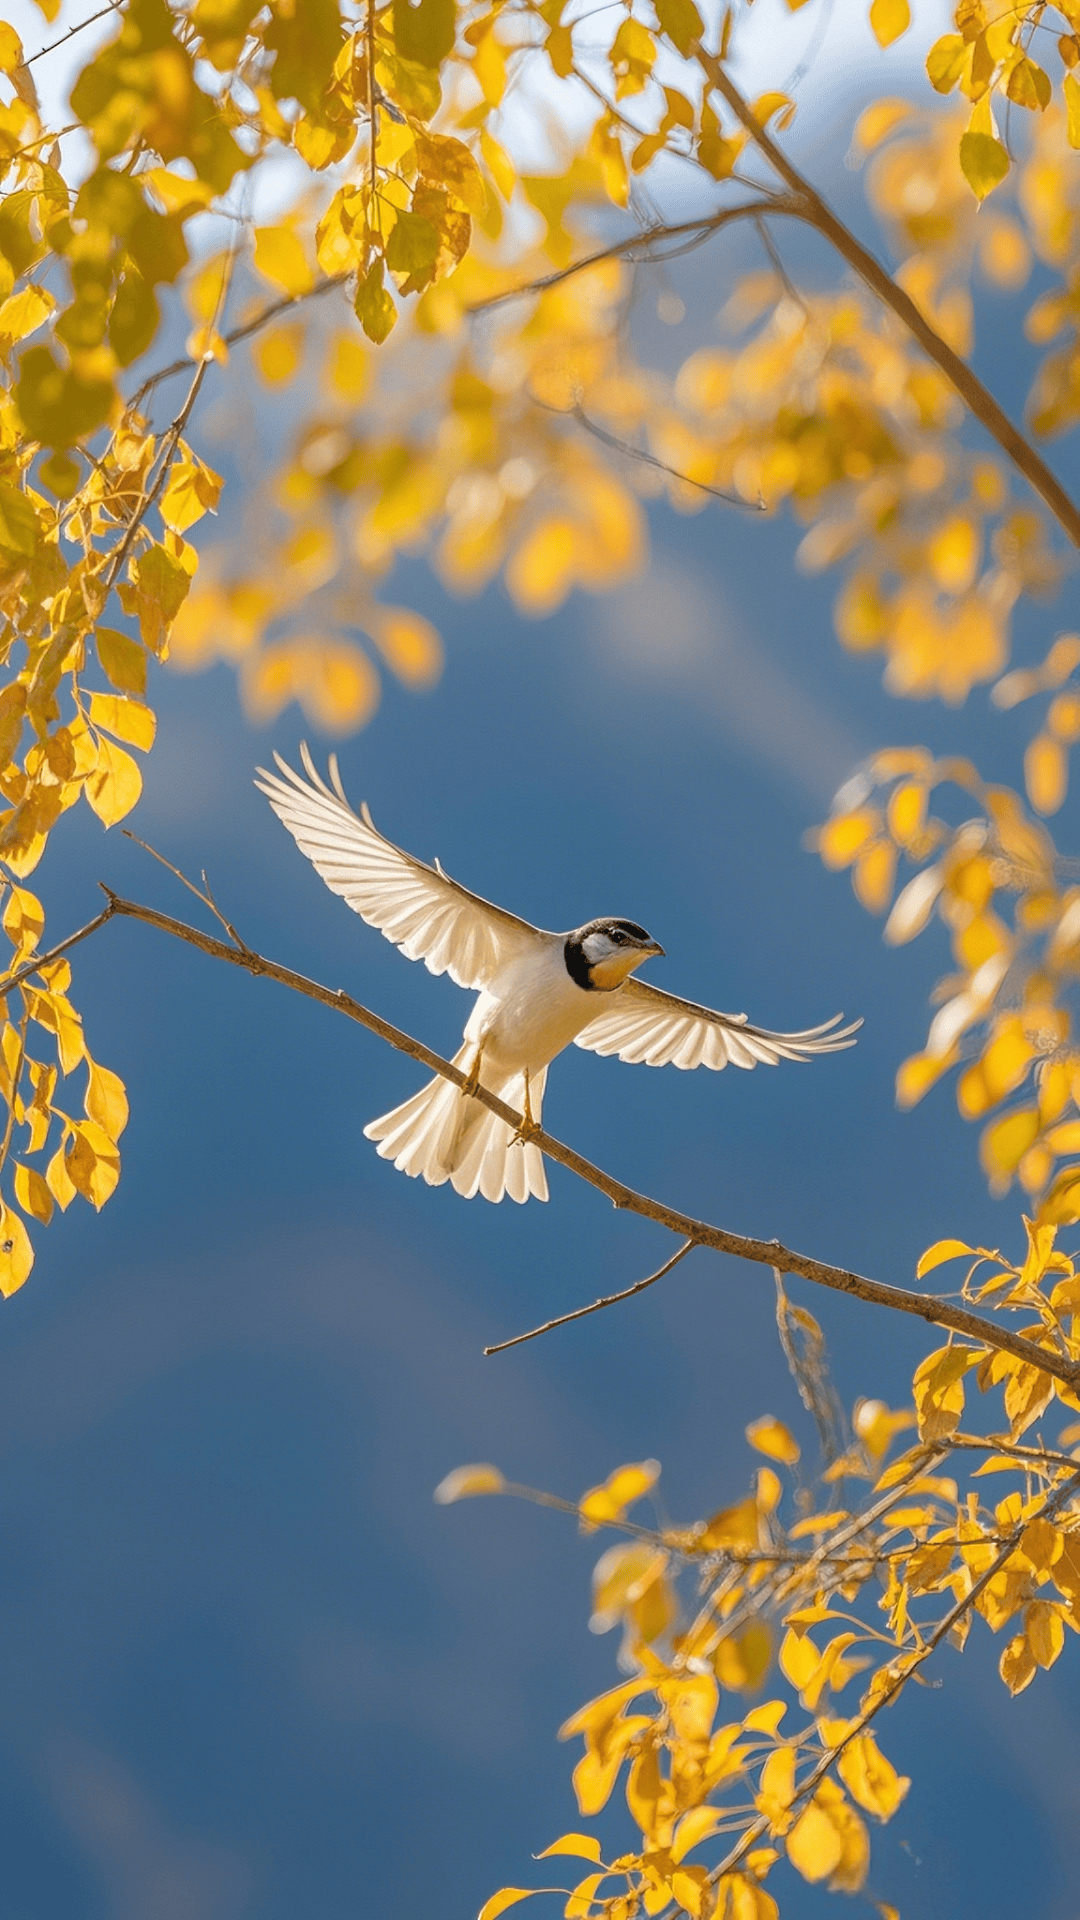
[464,938,597,1076]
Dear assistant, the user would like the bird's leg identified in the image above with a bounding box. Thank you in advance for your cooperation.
[511,1067,540,1147]
[460,1041,485,1101]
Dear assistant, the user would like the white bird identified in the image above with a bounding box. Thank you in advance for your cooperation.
[256,748,860,1205]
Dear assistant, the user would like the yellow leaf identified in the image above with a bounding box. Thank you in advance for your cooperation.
[536,1835,603,1862]
[928,515,978,593]
[916,1238,975,1277]
[88,693,156,752]
[817,809,879,869]
[477,1891,544,1920]
[95,627,147,696]
[159,458,223,534]
[0,1199,33,1296]
[66,1122,120,1209]
[0,23,24,72]
[580,1459,660,1531]
[1065,72,1080,147]
[896,1049,954,1110]
[327,331,369,401]
[672,1807,723,1862]
[85,1060,129,1141]
[1026,1599,1065,1669]
[787,1799,843,1882]
[714,1620,772,1693]
[253,324,304,387]
[253,225,315,298]
[368,608,443,687]
[853,838,895,913]
[981,1108,1040,1185]
[912,1345,979,1442]
[433,1463,506,1503]
[960,127,1009,201]
[745,1416,800,1465]
[837,1734,910,1820]
[886,781,926,848]
[755,1746,796,1829]
[14,1160,52,1225]
[779,1629,818,1694]
[1025,734,1067,816]
[46,1139,77,1210]
[852,98,911,151]
[1000,1630,1037,1694]
[0,284,54,346]
[84,737,142,827]
[506,516,578,616]
[869,0,910,46]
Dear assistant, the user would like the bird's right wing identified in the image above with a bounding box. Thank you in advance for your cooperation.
[574,974,861,1070]
[256,746,541,991]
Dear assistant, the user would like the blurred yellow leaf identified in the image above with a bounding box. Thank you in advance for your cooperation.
[745,1416,800,1465]
[254,324,303,387]
[981,1108,1040,1185]
[433,1463,506,1503]
[1025,734,1068,815]
[253,225,314,297]
[818,809,879,870]
[714,1620,772,1693]
[327,331,369,401]
[580,1459,660,1531]
[369,608,443,687]
[854,838,896,913]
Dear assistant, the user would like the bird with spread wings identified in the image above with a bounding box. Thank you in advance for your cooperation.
[257,748,860,1204]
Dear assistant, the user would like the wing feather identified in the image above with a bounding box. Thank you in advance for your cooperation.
[574,974,861,1071]
[256,746,539,990]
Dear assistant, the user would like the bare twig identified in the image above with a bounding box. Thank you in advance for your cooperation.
[467,199,789,314]
[25,1,124,66]
[121,830,249,951]
[38,886,1077,1394]
[128,275,349,411]
[484,1236,699,1353]
[564,403,762,510]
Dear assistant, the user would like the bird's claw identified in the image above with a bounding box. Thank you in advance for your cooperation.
[511,1070,539,1147]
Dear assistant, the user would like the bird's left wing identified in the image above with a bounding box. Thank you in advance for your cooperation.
[574,975,861,1071]
[256,747,541,991]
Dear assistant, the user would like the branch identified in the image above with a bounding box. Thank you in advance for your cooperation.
[483,1237,699,1353]
[701,1462,1080,1900]
[466,199,789,314]
[55,887,1080,1395]
[127,274,349,411]
[695,51,1080,550]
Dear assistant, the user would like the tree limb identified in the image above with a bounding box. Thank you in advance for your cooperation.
[31,885,1072,1395]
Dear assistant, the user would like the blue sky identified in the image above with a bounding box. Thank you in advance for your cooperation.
[5,12,1080,1918]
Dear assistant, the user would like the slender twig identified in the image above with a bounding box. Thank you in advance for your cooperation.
[120,830,248,951]
[564,402,762,510]
[0,903,117,998]
[41,887,1077,1393]
[128,275,349,412]
[694,51,1080,550]
[25,0,124,66]
[484,1236,698,1353]
[467,199,788,314]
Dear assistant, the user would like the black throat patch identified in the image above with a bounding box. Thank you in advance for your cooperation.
[564,936,596,991]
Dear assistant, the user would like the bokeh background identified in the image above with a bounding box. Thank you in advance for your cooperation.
[5,1,1080,1915]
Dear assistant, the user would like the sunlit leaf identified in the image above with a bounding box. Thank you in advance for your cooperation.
[433,1463,506,1503]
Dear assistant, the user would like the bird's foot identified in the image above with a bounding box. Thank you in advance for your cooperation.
[510,1069,540,1147]
[460,1045,485,1102]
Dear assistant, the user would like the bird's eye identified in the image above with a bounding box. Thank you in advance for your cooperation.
[611,929,625,944]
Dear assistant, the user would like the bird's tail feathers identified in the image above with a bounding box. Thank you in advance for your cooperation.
[364,1053,548,1204]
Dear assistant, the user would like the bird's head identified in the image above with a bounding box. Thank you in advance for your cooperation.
[567,918,665,992]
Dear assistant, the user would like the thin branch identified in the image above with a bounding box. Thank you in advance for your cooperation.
[694,50,1080,550]
[701,1464,1080,1899]
[66,888,1080,1394]
[484,1236,698,1353]
[127,274,349,412]
[564,402,763,510]
[0,903,117,998]
[121,829,248,951]
[25,1,124,66]
[467,199,789,314]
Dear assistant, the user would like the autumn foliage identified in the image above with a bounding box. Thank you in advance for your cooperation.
[4,0,1080,1909]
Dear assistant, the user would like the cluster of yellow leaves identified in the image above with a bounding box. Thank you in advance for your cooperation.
[462,1336,1080,1920]
[0,883,127,1294]
[815,748,1080,1205]
[925,0,1068,200]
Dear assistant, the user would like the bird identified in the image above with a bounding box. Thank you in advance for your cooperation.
[256,747,861,1206]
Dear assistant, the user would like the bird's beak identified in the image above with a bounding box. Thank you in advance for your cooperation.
[643,939,665,958]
